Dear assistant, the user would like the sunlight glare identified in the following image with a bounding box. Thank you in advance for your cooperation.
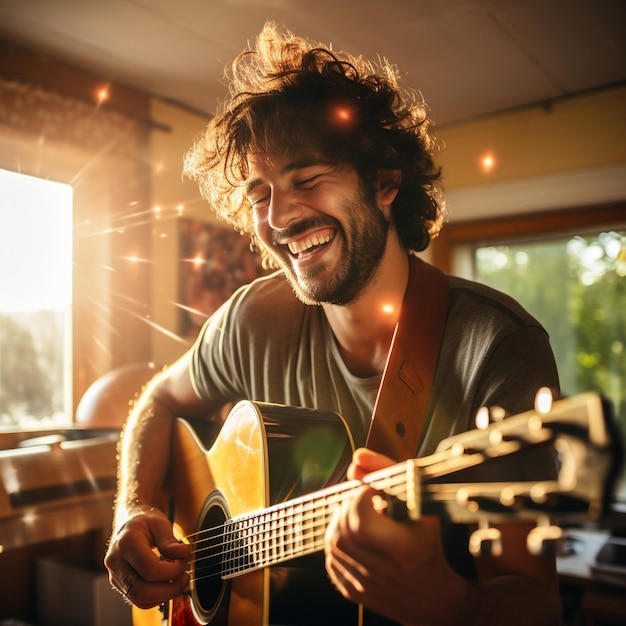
[479,151,497,173]
[95,85,110,105]
[534,387,553,414]
[475,406,490,430]
[0,169,73,312]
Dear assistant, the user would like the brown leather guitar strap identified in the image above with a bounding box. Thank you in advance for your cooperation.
[365,255,449,461]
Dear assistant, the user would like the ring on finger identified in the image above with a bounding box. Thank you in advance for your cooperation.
[120,574,137,597]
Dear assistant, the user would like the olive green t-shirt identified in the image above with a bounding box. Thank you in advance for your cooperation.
[189,261,560,617]
[190,264,559,454]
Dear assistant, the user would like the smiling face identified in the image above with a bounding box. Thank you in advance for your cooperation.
[247,154,391,305]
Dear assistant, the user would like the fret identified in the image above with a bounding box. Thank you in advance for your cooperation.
[258,514,265,563]
[276,506,286,561]
[283,503,294,560]
[258,513,269,567]
[261,511,271,567]
[249,515,260,567]
[271,508,280,562]
[222,519,235,577]
[294,500,304,555]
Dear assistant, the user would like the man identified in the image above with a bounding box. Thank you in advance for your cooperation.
[105,22,561,625]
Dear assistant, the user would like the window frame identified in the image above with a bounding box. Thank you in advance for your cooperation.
[431,203,626,274]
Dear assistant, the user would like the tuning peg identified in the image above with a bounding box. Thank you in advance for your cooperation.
[526,516,562,556]
[469,520,502,557]
[474,405,506,430]
[534,387,553,414]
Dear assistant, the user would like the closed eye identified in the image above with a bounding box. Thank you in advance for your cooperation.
[294,175,320,189]
[249,195,269,209]
[247,184,270,209]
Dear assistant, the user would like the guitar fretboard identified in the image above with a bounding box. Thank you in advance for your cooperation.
[220,463,414,577]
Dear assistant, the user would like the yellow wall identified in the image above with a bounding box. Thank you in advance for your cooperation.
[435,86,626,188]
[149,99,211,365]
[148,87,626,364]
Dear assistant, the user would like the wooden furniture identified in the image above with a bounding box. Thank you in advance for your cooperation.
[558,529,626,626]
[0,362,156,622]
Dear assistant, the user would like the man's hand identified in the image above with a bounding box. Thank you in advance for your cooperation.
[105,507,191,609]
[324,448,474,625]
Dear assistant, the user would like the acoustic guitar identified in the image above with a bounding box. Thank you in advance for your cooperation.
[133,392,620,626]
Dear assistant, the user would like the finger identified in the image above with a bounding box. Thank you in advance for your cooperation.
[124,533,189,584]
[340,485,398,550]
[326,503,396,606]
[327,548,367,598]
[110,566,139,599]
[125,570,190,610]
[149,516,192,562]
[347,448,395,481]
[115,516,189,584]
[330,486,423,571]
[325,505,365,601]
[326,490,381,580]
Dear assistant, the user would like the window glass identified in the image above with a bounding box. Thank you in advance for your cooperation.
[474,230,626,499]
[0,169,73,430]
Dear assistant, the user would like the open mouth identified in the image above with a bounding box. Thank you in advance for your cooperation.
[287,229,335,257]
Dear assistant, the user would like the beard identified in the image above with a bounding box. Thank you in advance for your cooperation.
[267,188,391,306]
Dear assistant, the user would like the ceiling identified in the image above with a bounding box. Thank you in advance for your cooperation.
[0,0,624,126]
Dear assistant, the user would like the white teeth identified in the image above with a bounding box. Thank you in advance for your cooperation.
[288,232,332,255]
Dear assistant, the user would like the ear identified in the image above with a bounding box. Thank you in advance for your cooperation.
[376,169,401,211]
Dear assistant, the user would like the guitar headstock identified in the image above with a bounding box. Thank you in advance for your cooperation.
[419,391,622,555]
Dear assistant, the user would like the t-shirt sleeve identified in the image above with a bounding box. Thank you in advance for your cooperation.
[188,272,303,413]
[420,280,562,456]
[189,288,250,411]
[472,324,560,419]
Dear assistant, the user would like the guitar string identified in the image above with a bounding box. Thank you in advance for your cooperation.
[171,418,567,585]
[179,449,492,554]
[174,449,527,584]
[185,455,475,573]
[180,472,411,584]
[171,471,405,582]
[187,471,407,558]
[182,469,404,550]
[182,474,560,585]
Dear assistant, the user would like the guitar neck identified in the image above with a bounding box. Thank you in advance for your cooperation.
[186,392,617,584]
[221,462,415,578]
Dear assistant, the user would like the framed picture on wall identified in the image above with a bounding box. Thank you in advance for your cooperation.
[179,219,269,336]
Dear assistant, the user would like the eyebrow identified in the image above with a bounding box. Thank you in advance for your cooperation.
[244,157,329,195]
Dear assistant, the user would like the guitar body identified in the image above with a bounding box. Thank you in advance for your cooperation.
[130,392,620,626]
[136,401,358,626]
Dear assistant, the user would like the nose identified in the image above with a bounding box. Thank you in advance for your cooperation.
[267,188,302,231]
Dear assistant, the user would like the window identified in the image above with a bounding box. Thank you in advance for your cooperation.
[444,214,626,503]
[475,231,625,402]
[0,169,73,430]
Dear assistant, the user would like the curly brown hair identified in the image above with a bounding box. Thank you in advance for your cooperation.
[184,22,445,268]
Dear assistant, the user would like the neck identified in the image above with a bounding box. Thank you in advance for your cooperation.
[323,242,410,378]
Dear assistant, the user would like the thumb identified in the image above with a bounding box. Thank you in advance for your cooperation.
[148,515,190,561]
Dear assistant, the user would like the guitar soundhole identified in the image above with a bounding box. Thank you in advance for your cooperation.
[191,492,230,623]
